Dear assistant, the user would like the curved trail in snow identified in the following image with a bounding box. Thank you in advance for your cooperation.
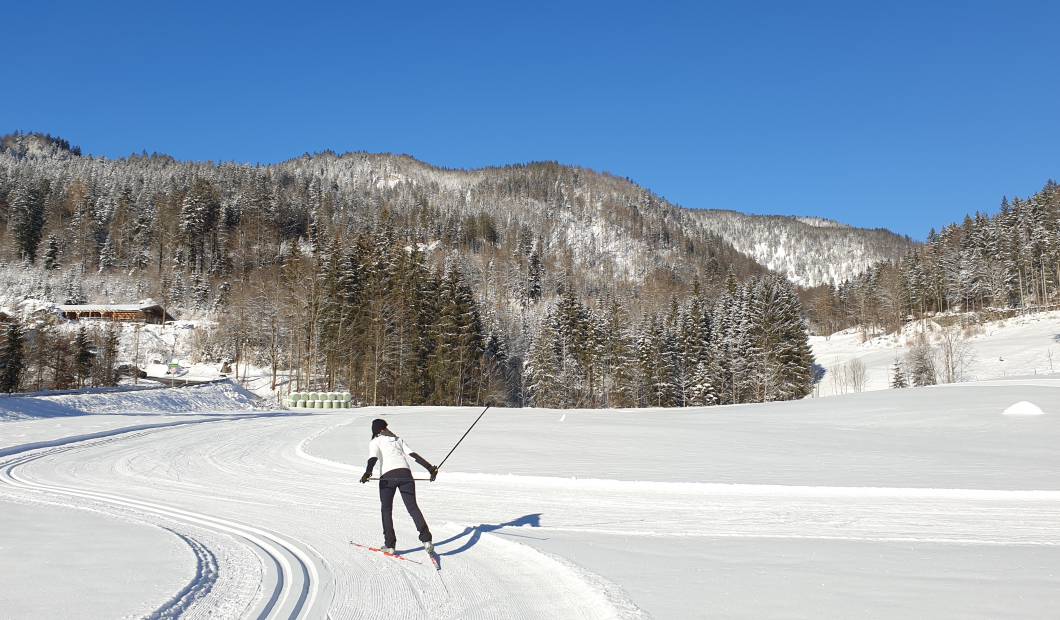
[0,416,323,619]
[0,412,642,619]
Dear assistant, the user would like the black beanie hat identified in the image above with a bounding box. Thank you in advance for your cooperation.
[371,419,387,438]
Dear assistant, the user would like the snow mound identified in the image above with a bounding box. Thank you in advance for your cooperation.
[0,381,261,420]
[1002,401,1046,416]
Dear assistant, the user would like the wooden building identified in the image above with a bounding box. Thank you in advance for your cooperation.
[58,304,176,324]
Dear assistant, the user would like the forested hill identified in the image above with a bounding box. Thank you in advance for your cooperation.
[0,132,817,407]
[811,179,1060,337]
[688,210,916,288]
[0,132,771,295]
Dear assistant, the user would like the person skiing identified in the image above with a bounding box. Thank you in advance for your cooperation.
[360,418,438,555]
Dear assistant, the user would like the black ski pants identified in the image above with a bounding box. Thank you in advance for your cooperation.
[379,476,432,548]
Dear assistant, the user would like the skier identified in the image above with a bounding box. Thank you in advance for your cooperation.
[360,418,438,555]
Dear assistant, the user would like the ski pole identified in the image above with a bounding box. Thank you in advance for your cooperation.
[436,404,491,471]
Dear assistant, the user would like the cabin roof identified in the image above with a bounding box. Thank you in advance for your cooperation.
[57,303,176,321]
[58,304,160,313]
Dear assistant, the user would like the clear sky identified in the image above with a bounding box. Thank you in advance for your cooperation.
[4,1,1060,239]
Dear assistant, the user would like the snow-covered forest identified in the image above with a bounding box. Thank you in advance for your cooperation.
[689,210,915,287]
[0,132,816,406]
[806,180,1060,336]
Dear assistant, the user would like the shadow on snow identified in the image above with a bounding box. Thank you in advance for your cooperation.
[398,513,546,556]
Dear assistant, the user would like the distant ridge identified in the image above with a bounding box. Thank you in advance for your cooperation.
[688,209,915,288]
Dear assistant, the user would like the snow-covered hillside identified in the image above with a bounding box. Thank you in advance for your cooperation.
[688,209,915,287]
[2,380,1059,618]
[0,381,261,421]
[812,310,1060,396]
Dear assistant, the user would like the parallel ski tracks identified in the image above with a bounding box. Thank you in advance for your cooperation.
[0,419,322,619]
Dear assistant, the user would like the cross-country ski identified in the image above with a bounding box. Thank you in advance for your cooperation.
[349,541,425,565]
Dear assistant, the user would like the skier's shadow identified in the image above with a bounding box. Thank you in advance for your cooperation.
[399,513,544,557]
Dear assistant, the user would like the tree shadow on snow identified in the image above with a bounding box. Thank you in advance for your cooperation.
[399,513,545,557]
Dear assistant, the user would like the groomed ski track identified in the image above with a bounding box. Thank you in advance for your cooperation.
[0,416,320,619]
[0,413,643,619]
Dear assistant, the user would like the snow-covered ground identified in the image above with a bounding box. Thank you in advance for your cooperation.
[2,379,1059,618]
[0,380,262,421]
[812,310,1060,396]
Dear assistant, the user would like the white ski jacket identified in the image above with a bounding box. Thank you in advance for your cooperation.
[367,435,417,475]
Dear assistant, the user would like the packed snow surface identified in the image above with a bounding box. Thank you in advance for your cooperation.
[0,380,261,421]
[2,379,1060,618]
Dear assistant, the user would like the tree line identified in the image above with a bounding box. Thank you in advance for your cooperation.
[0,133,817,406]
[0,320,120,393]
[526,274,815,407]
[805,180,1060,334]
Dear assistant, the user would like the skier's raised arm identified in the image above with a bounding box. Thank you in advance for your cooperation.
[400,435,438,481]
[409,452,438,481]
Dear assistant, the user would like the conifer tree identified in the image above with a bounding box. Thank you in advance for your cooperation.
[93,325,121,387]
[43,235,61,270]
[890,358,908,389]
[687,361,719,406]
[191,272,211,309]
[51,331,74,390]
[98,235,116,272]
[74,326,93,388]
[0,319,26,393]
[906,338,936,387]
[525,310,563,407]
[598,298,636,407]
[9,182,45,263]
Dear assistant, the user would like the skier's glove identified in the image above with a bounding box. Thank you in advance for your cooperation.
[429,467,438,482]
[360,472,371,484]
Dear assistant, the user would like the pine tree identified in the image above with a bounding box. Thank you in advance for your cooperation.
[168,271,187,310]
[98,235,116,272]
[760,277,815,400]
[687,361,719,406]
[51,331,74,390]
[906,337,936,387]
[526,248,543,304]
[636,316,678,407]
[61,270,87,304]
[74,326,94,388]
[9,182,45,263]
[43,235,61,270]
[0,320,26,393]
[179,179,219,271]
[429,269,486,405]
[890,358,908,388]
[525,310,563,407]
[191,272,211,309]
[598,298,636,407]
[92,325,121,387]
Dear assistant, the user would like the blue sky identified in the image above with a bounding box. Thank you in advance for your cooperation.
[4,1,1059,239]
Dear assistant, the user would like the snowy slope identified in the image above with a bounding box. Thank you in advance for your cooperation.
[2,379,1059,618]
[812,310,1060,396]
[687,209,915,287]
[0,380,261,421]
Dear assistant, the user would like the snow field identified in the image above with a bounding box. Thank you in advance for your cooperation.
[812,310,1060,396]
[1,377,1059,618]
[0,380,261,421]
[305,384,1060,618]
[1,410,645,619]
